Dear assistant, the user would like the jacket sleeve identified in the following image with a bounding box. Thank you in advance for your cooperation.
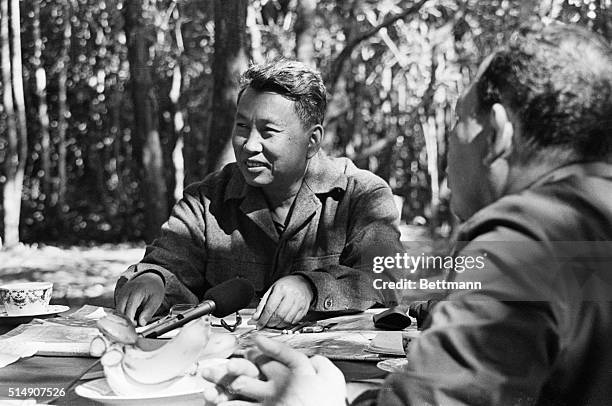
[114,184,210,315]
[378,228,562,406]
[295,178,410,312]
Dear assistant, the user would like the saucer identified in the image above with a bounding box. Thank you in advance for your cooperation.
[0,305,69,324]
[75,378,212,406]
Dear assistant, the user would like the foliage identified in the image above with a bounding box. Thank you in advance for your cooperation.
[0,0,609,243]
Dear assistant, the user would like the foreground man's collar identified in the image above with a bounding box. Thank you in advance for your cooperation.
[506,161,612,195]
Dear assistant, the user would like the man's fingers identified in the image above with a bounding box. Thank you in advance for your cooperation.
[253,336,314,374]
[122,291,142,324]
[245,347,265,364]
[252,288,272,322]
[256,290,283,329]
[271,296,296,326]
[291,306,308,325]
[200,358,260,384]
[310,354,345,382]
[137,298,156,326]
[201,383,230,404]
[283,302,303,326]
[115,291,128,315]
[258,357,290,380]
[226,375,274,400]
[200,359,274,403]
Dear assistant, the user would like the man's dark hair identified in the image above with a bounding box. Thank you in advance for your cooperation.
[238,59,327,129]
[477,23,612,160]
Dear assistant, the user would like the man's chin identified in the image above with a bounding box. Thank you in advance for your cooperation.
[241,173,272,188]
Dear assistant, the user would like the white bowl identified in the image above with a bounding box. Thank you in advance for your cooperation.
[0,282,53,316]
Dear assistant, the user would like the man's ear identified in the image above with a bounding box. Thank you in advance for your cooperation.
[306,124,324,159]
[483,103,513,166]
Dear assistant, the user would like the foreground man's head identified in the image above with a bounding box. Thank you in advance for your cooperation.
[448,23,612,220]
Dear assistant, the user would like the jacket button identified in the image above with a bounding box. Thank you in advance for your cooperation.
[323,297,333,309]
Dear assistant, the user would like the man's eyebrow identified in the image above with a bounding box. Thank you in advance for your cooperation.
[235,112,248,121]
[256,117,284,127]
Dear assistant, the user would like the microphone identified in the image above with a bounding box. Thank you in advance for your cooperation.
[140,278,255,338]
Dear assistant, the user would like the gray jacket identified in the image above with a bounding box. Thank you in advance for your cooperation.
[116,153,406,314]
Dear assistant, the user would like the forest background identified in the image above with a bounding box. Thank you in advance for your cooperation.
[0,0,610,304]
[1,0,610,247]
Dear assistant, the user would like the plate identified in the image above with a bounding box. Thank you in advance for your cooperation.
[75,378,210,406]
[0,305,69,325]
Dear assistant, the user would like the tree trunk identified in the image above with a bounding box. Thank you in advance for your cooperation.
[124,0,169,242]
[56,1,71,212]
[1,0,15,247]
[168,64,184,202]
[207,0,248,174]
[1,0,25,248]
[33,0,51,202]
[294,0,316,66]
[247,4,263,64]
[10,0,26,164]
[420,48,439,234]
[422,115,439,233]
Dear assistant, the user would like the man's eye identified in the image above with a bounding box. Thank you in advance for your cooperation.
[236,123,249,129]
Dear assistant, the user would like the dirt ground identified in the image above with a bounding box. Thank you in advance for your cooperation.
[0,225,443,309]
[0,243,144,308]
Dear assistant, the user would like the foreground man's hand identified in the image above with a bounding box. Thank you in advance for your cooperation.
[200,336,346,406]
[252,275,314,329]
[114,272,164,326]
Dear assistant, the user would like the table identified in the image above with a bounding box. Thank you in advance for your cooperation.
[0,308,413,404]
[0,355,386,405]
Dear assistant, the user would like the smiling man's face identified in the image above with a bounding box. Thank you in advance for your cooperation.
[232,87,312,197]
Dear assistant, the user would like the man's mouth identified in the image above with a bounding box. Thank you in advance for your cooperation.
[245,160,268,169]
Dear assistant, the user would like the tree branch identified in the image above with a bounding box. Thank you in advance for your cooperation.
[350,44,437,163]
[325,0,428,94]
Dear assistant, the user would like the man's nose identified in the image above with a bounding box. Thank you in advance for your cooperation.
[243,128,263,153]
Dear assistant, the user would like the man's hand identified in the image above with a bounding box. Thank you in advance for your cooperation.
[200,336,346,406]
[114,272,165,326]
[252,275,314,329]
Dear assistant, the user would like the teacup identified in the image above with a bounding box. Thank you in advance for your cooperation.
[0,282,53,316]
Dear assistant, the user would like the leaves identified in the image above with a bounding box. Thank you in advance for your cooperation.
[1,0,607,243]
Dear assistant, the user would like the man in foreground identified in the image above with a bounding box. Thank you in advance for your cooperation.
[202,23,612,405]
[114,59,404,329]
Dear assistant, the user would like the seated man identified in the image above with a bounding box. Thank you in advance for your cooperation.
[114,59,404,328]
[201,23,612,405]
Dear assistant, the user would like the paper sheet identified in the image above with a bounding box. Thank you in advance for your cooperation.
[0,324,99,360]
[0,305,108,368]
[0,340,37,368]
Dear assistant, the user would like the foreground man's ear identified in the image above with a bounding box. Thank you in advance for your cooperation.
[483,103,514,166]
[307,124,324,159]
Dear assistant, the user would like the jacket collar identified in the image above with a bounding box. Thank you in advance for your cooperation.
[527,161,612,190]
[302,152,349,194]
[223,154,349,242]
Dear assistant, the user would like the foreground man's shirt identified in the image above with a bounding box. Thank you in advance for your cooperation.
[380,162,612,406]
[117,153,405,313]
